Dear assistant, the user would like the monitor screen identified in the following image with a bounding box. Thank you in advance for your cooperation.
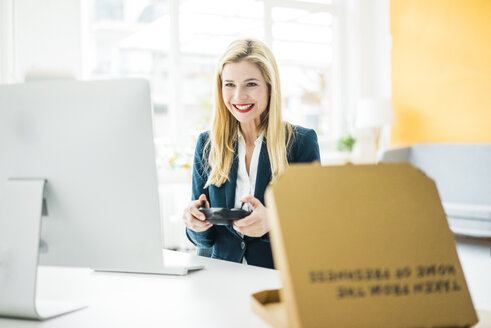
[0,79,166,272]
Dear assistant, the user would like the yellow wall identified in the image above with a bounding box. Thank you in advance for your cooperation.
[391,0,491,144]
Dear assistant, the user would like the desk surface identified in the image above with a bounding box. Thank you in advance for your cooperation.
[1,250,280,328]
[1,241,490,328]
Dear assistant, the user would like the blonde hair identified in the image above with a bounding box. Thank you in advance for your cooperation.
[205,39,292,188]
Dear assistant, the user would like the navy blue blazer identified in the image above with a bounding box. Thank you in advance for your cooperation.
[186,125,320,268]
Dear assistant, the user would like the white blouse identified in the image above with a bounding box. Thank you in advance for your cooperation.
[234,132,264,211]
[234,131,264,264]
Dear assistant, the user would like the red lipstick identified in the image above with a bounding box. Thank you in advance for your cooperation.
[233,103,255,113]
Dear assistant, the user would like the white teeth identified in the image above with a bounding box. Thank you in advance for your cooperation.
[235,104,253,110]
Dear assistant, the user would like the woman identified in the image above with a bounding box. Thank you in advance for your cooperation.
[182,39,320,269]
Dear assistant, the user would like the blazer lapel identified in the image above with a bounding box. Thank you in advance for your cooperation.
[254,138,272,205]
[225,143,239,209]
[225,143,241,238]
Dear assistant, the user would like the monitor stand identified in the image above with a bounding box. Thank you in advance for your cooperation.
[95,248,205,276]
[0,179,87,320]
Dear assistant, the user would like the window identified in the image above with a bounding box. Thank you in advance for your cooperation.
[83,0,339,249]
[84,0,338,141]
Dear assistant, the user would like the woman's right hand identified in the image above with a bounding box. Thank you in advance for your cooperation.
[182,194,213,232]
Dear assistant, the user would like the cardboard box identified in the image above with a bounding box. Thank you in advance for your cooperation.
[252,163,478,328]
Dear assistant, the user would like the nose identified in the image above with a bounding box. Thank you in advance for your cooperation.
[234,86,248,101]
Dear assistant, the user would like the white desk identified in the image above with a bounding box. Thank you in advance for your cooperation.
[0,242,490,328]
[0,250,280,328]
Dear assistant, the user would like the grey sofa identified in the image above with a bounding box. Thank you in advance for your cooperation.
[379,143,491,237]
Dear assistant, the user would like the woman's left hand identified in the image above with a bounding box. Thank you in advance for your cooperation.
[233,195,270,237]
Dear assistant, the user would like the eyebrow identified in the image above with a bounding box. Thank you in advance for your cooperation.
[223,78,260,83]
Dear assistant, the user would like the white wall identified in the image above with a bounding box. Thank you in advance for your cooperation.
[317,0,391,164]
[361,0,392,154]
[1,0,82,82]
[0,0,15,83]
[345,0,392,161]
[359,0,391,99]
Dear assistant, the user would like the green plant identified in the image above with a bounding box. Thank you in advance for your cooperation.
[337,134,356,152]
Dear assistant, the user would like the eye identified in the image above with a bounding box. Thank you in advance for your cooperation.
[247,82,258,87]
[224,82,235,87]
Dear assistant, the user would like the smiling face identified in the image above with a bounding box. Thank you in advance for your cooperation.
[221,60,269,126]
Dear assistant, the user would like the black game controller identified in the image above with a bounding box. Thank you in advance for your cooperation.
[198,207,252,225]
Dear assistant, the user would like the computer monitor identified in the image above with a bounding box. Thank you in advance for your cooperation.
[0,79,201,275]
